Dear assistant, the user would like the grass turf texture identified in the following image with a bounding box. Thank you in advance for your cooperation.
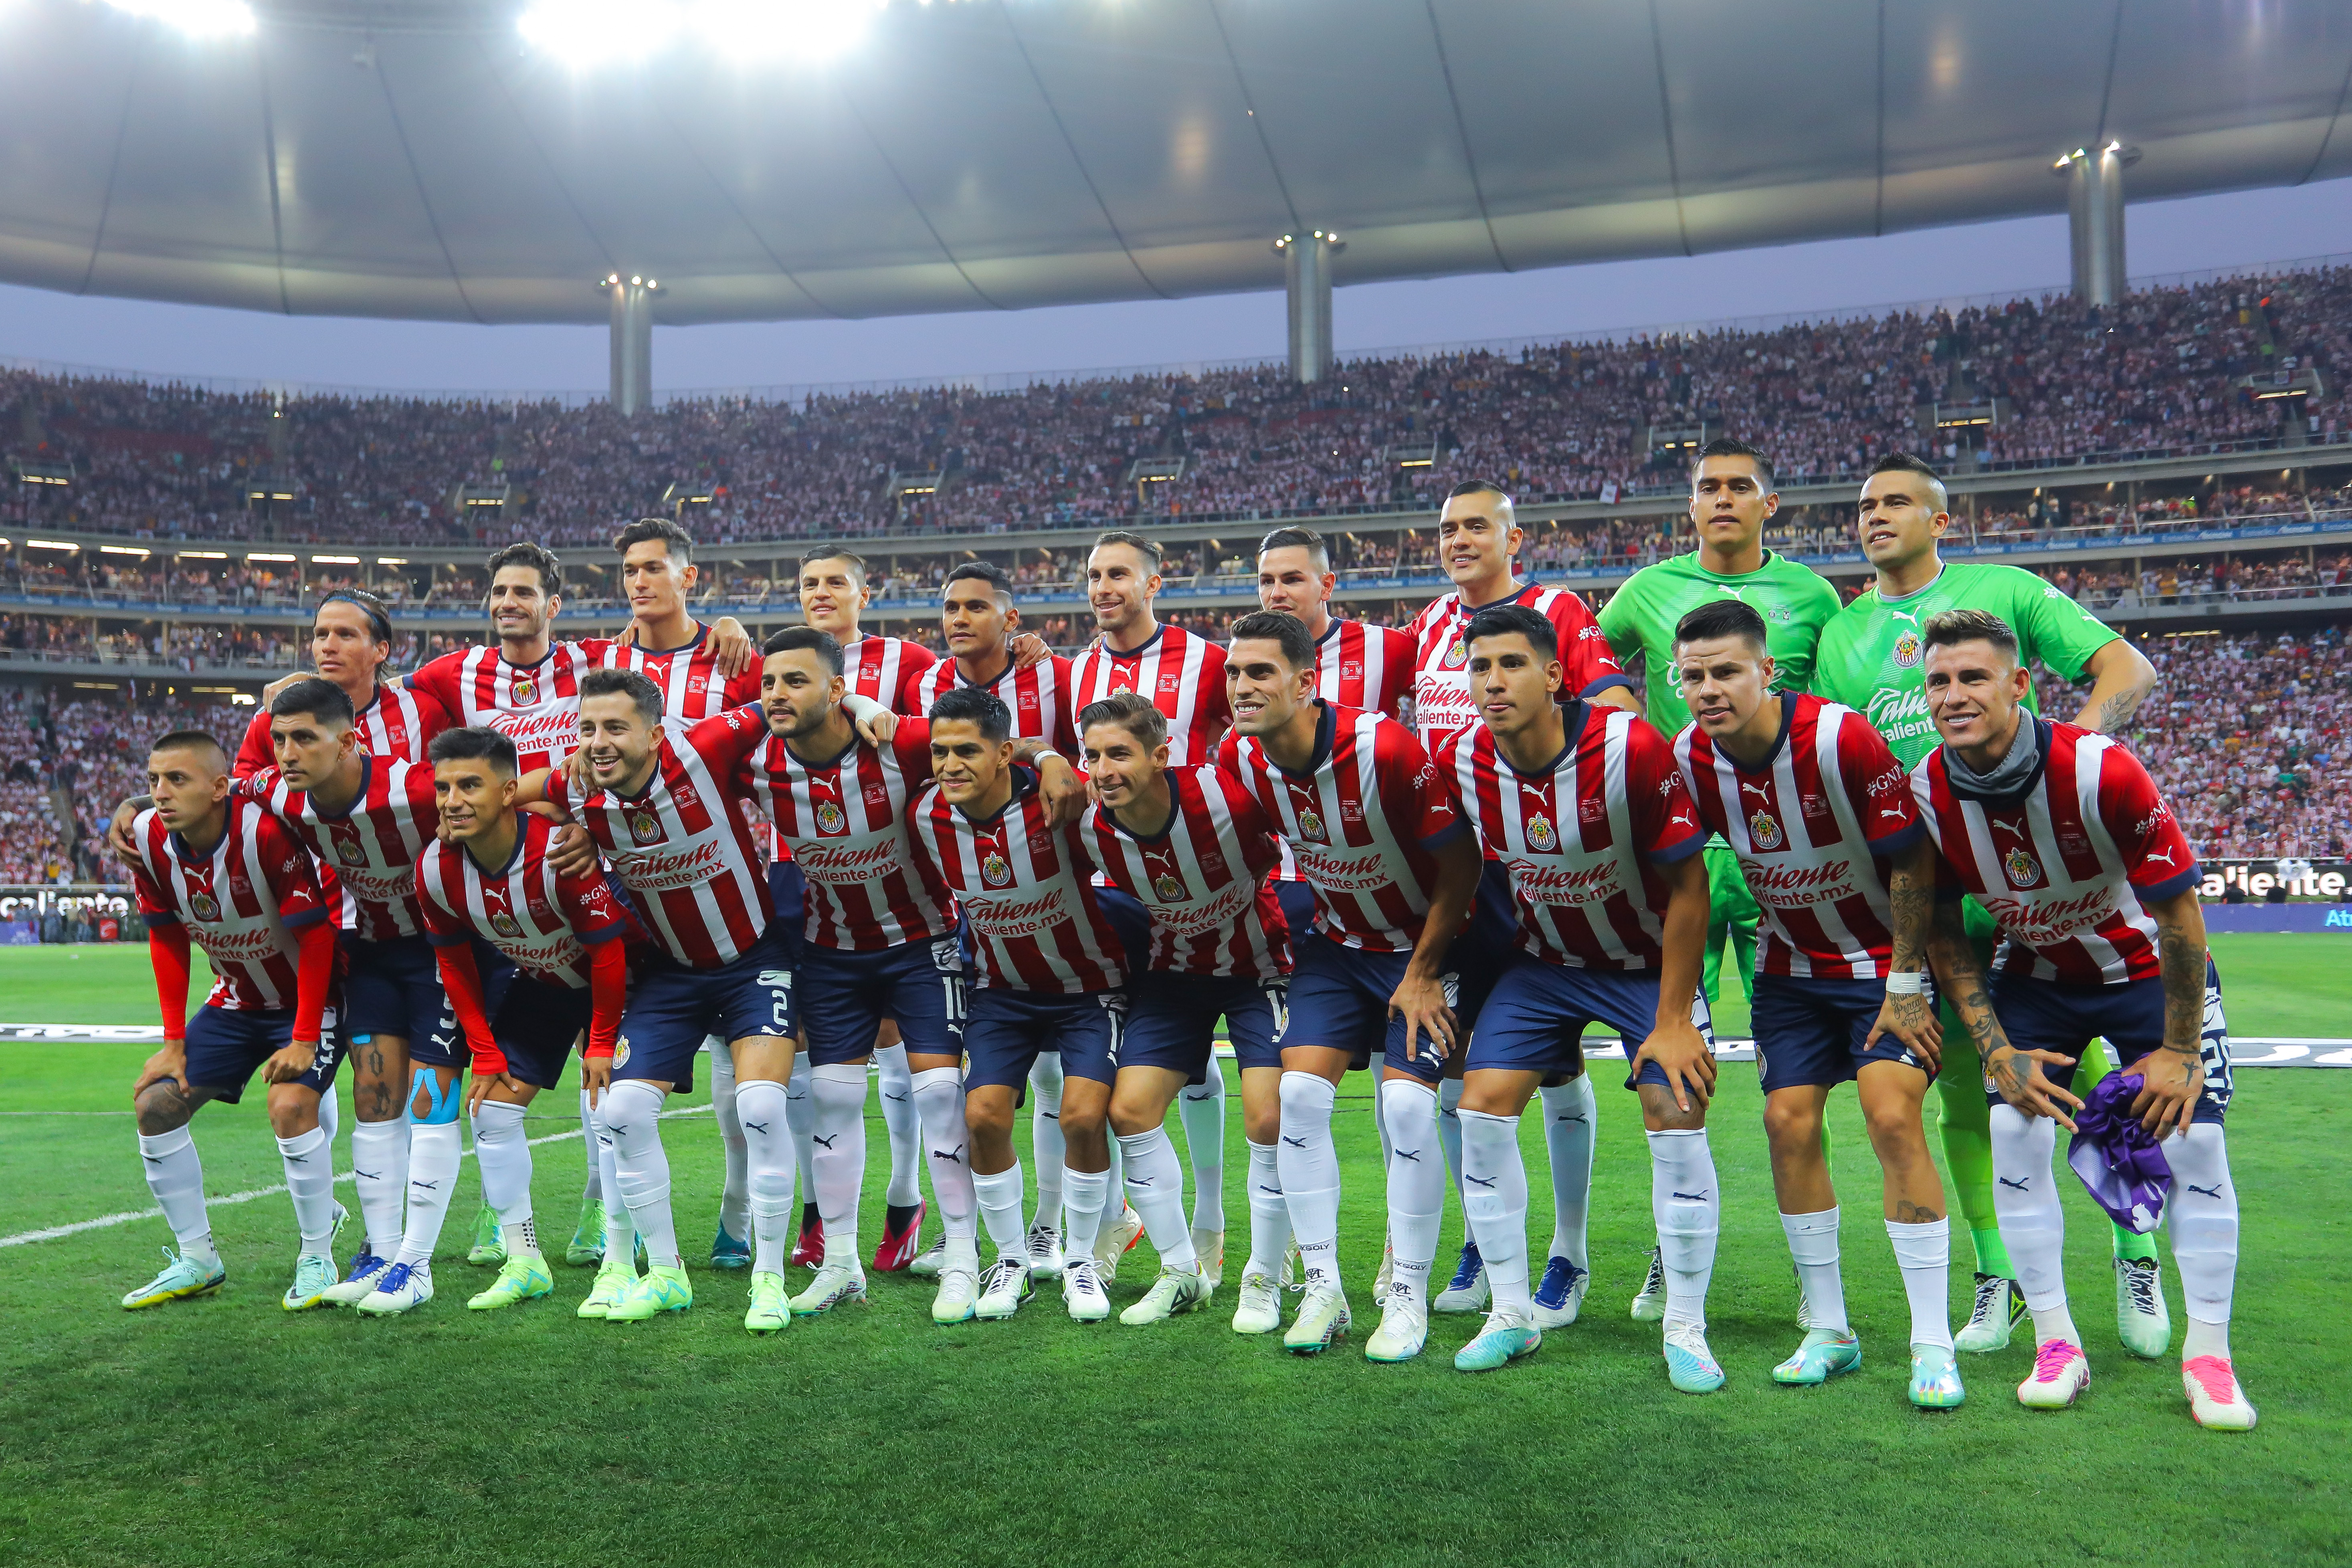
[0,938,2343,1567]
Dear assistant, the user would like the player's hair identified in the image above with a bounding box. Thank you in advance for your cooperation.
[314,588,394,651]
[929,685,1012,744]
[149,729,228,772]
[761,624,844,677]
[615,516,695,566]
[1465,604,1558,662]
[1256,525,1330,572]
[1867,451,1950,511]
[1922,607,2019,664]
[1445,478,1515,511]
[1091,529,1163,569]
[1691,436,1774,490]
[945,560,1015,602]
[1227,610,1316,673]
[798,548,867,581]
[428,724,519,778]
[579,667,665,727]
[1671,598,1769,657]
[269,677,356,727]
[1079,690,1168,751]
[485,542,562,597]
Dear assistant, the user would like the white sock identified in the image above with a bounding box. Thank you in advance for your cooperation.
[783,1051,817,1223]
[1063,1166,1109,1260]
[1459,1108,1532,1321]
[1118,1125,1196,1270]
[1243,1139,1290,1279]
[912,1066,976,1242]
[1989,1105,2075,1341]
[349,1118,409,1258]
[2166,1122,2238,1361]
[707,1037,750,1241]
[735,1079,795,1276]
[1029,1052,1065,1231]
[1539,1075,1596,1267]
[579,1085,601,1203]
[1781,1208,1849,1336]
[877,1045,924,1208]
[471,1101,537,1255]
[1276,1071,1342,1287]
[274,1124,339,1258]
[1437,1074,1467,1208]
[972,1162,1028,1265]
[592,1097,636,1260]
[810,1062,869,1268]
[1104,1136,1125,1222]
[1648,1128,1719,1330]
[1886,1216,1954,1350]
[604,1079,681,1269]
[137,1125,216,1267]
[1179,1055,1225,1234]
[392,1121,461,1267]
[1380,1078,1444,1309]
[315,1081,339,1147]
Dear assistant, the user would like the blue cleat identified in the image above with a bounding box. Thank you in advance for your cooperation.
[1663,1322,1725,1393]
[1531,1256,1589,1329]
[710,1225,751,1271]
[1432,1241,1487,1313]
[320,1249,392,1308]
[1772,1328,1863,1386]
[1454,1313,1542,1372]
[1909,1344,1967,1409]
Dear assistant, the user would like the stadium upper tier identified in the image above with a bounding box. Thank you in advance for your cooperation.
[6,267,2350,550]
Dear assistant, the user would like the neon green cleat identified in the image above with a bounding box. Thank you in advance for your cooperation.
[606,1264,692,1322]
[1772,1328,1863,1386]
[468,1253,554,1311]
[577,1258,636,1320]
[466,1203,507,1267]
[1909,1344,1967,1409]
[122,1246,224,1310]
[744,1271,792,1334]
[281,1251,340,1312]
[566,1199,607,1267]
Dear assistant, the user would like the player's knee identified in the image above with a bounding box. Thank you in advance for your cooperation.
[1760,1095,1820,1154]
[408,1068,463,1126]
[1106,1095,1158,1140]
[1638,1085,1706,1132]
[964,1098,1014,1144]
[134,1084,193,1137]
[265,1091,318,1140]
[1859,1093,1927,1156]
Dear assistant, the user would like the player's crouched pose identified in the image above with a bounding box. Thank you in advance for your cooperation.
[1914,609,2254,1431]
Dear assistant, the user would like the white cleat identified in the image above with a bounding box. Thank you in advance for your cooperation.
[355,1260,434,1317]
[2017,1339,2092,1409]
[1364,1287,1429,1363]
[1230,1268,1282,1335]
[1629,1247,1666,1321]
[1279,1240,1303,1291]
[1062,1257,1111,1322]
[1190,1228,1225,1291]
[1432,1242,1488,1314]
[906,1236,947,1279]
[1121,1263,1211,1326]
[320,1251,392,1307]
[931,1243,981,1325]
[1530,1257,1590,1330]
[976,1256,1034,1320]
[1094,1205,1144,1284]
[1954,1272,2023,1354]
[2182,1356,2257,1431]
[1282,1280,1352,1354]
[789,1260,869,1317]
[1024,1222,1065,1281]
[2116,1257,2172,1359]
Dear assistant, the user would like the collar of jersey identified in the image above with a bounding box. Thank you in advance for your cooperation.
[1101,623,1166,660]
[629,623,708,657]
[1681,548,1781,583]
[784,727,863,774]
[1459,580,1532,616]
[309,754,374,822]
[499,644,560,674]
[1872,562,1951,608]
[1274,700,1340,779]
[1944,715,2053,808]
[471,815,533,880]
[1717,694,1798,776]
[956,763,1039,829]
[954,646,1015,687]
[1499,699,1591,780]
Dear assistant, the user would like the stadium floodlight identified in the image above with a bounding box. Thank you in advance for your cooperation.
[520,0,888,68]
[95,0,257,36]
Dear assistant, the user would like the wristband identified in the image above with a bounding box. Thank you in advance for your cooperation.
[1885,971,1925,995]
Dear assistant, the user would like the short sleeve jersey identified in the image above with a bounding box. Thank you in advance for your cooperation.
[1069,625,1230,766]
[407,641,597,777]
[131,800,329,1011]
[915,652,1079,758]
[1404,580,1630,748]
[745,718,956,952]
[415,812,636,990]
[1082,763,1291,980]
[1597,550,1843,735]
[235,681,447,780]
[908,766,1127,994]
[840,634,938,715]
[247,756,440,942]
[584,628,762,721]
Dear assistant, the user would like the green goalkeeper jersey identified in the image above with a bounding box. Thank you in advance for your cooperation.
[1810,560,2122,768]
[1597,549,1843,734]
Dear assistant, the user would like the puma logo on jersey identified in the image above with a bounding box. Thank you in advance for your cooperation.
[1741,782,1770,800]
[1879,807,1907,819]
[2146,848,2176,867]
[1889,610,1920,627]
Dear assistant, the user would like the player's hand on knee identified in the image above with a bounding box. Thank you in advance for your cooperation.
[581,1058,613,1110]
[1866,992,1942,1075]
[1635,1020,1714,1115]
[1388,976,1457,1066]
[2127,1048,2200,1140]
[467,1070,522,1117]
[133,1043,190,1099]
[1986,1046,2081,1130]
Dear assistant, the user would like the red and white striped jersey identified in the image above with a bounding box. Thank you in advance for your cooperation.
[909,767,1126,993]
[747,718,956,952]
[415,812,637,990]
[1219,702,1465,956]
[915,651,1079,757]
[841,634,938,715]
[1912,719,2200,985]
[408,641,596,777]
[247,757,440,943]
[582,628,761,722]
[1314,618,1415,721]
[1439,703,1706,971]
[235,681,448,780]
[1070,624,1230,766]
[1404,581,1630,749]
[554,706,774,969]
[129,801,330,1011]
[1674,694,1924,980]
[1082,764,1292,979]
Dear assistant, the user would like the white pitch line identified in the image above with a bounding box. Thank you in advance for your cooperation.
[0,1103,713,1251]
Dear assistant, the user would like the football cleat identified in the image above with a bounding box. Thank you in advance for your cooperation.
[1433,1241,1488,1313]
[1364,1286,1429,1363]
[2017,1339,2091,1409]
[2181,1356,2257,1431]
[1094,1204,1144,1284]
[1024,1222,1066,1281]
[872,1201,927,1273]
[576,1258,636,1320]
[121,1246,224,1311]
[566,1197,607,1267]
[467,1253,554,1311]
[1455,1312,1542,1373]
[1909,1344,1967,1410]
[355,1260,433,1317]
[709,1224,751,1271]
[466,1203,507,1267]
[1372,1238,1394,1298]
[932,1247,982,1325]
[1954,1272,2023,1354]
[1630,1247,1667,1321]
[1063,1257,1111,1322]
[1190,1228,1225,1291]
[1230,1269,1282,1335]
[1121,1263,1211,1326]
[790,1261,869,1317]
[606,1264,693,1322]
[2116,1257,2172,1359]
[976,1257,1034,1320]
[743,1271,792,1335]
[281,1251,340,1313]
[1772,1328,1863,1385]
[1280,1240,1303,1291]
[1663,1321,1725,1394]
[790,1204,824,1269]
[907,1236,948,1279]
[320,1249,392,1307]
[1283,1281,1352,1355]
[1531,1257,1589,1330]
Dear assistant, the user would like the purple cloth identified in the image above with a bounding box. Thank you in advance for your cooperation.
[2066,1073,2174,1233]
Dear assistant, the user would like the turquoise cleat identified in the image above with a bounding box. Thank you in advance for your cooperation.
[1772,1328,1863,1386]
[281,1251,340,1312]
[1454,1314,1542,1372]
[1663,1322,1725,1393]
[122,1246,225,1311]
[1909,1343,1967,1409]
[710,1225,751,1271]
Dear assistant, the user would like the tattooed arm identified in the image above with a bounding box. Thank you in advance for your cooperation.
[1865,838,1943,1071]
[1926,899,2083,1128]
[2071,638,2157,735]
[2130,888,2209,1139]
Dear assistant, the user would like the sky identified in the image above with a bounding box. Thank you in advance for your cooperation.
[1,181,2348,397]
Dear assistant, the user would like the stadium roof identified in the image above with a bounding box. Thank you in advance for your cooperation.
[5,0,2352,327]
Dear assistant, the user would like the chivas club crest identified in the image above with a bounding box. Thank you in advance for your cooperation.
[1748,809,1783,850]
[1891,632,1922,670]
[981,851,1012,887]
[628,809,663,844]
[2004,846,2042,887]
[331,822,369,867]
[511,675,539,706]
[1153,873,1187,903]
[613,1036,631,1068]
[187,890,220,923]
[1443,633,1467,669]
[1526,812,1557,852]
[814,800,846,835]
[489,909,523,939]
[1297,807,1327,843]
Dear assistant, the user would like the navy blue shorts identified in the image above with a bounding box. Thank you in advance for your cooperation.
[801,938,966,1065]
[1275,880,1317,943]
[477,964,591,1089]
[1124,970,1287,1081]
[1096,885,1153,974]
[613,927,798,1093]
[183,1002,344,1103]
[1750,973,1932,1093]
[964,988,1127,1096]
[1987,960,2232,1123]
[1280,932,1460,1084]
[1466,952,1715,1091]
[766,862,806,968]
[341,934,459,1067]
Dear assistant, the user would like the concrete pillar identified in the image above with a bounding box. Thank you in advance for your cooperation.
[604,273,659,416]
[1275,229,1344,384]
[2055,143,2138,307]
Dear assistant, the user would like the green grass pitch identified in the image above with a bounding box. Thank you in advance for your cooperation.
[0,937,2345,1567]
